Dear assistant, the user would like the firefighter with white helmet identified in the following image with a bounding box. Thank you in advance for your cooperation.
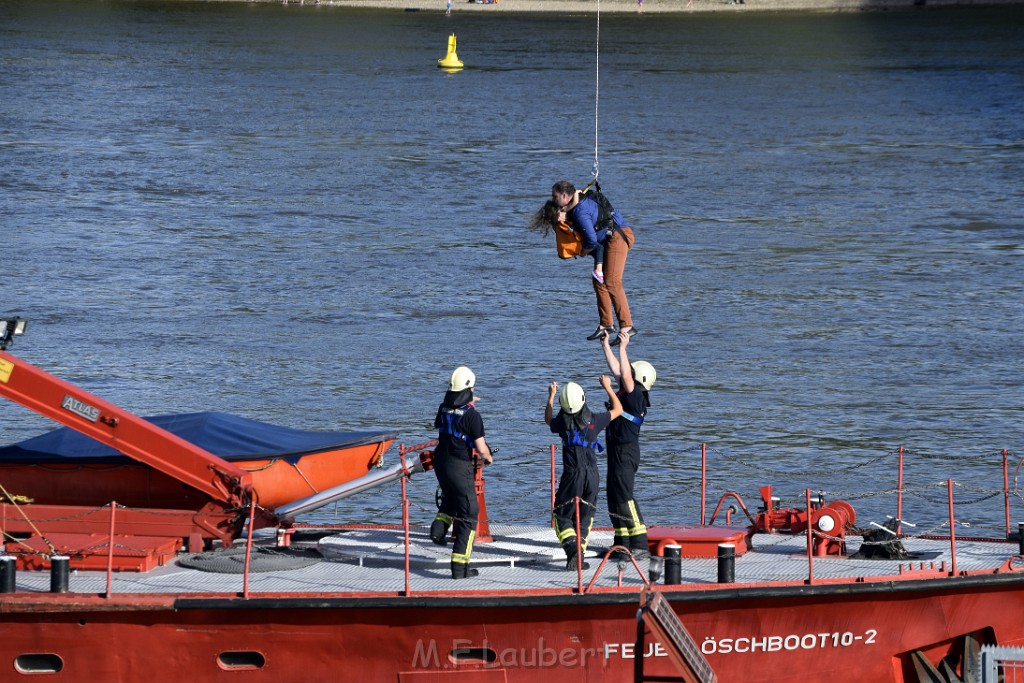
[545,375,622,571]
[600,331,656,563]
[430,365,493,580]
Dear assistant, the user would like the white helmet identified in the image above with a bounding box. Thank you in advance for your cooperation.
[631,361,656,391]
[559,382,586,414]
[449,366,475,391]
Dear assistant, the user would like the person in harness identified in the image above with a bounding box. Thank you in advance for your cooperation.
[529,200,584,261]
[545,375,622,571]
[529,198,606,283]
[430,366,494,580]
[600,330,656,563]
[550,180,637,346]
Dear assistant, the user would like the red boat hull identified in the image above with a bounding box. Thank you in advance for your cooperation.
[3,574,1023,682]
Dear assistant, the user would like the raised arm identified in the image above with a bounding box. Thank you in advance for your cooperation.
[544,381,559,425]
[601,332,621,377]
[600,375,623,421]
[617,331,635,394]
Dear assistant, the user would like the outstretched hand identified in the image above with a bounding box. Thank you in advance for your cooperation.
[544,383,558,425]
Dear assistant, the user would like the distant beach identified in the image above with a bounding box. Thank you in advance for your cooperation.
[253,0,1023,13]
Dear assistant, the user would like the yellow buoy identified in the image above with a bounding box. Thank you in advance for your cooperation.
[437,34,464,69]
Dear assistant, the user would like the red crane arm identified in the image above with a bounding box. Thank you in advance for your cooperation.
[0,350,252,508]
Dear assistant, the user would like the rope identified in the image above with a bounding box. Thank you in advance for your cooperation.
[178,545,322,574]
[0,481,57,555]
[592,0,600,182]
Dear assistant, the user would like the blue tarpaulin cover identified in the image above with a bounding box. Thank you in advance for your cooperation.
[0,412,397,465]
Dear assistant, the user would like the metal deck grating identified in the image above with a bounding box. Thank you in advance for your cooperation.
[982,646,1024,683]
[7,525,1019,596]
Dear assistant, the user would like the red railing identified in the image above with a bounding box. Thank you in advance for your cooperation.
[698,444,1020,585]
[17,442,1022,596]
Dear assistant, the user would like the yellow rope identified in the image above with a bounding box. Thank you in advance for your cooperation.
[0,492,33,504]
[0,481,58,555]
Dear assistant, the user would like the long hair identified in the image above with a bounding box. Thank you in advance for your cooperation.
[528,199,561,238]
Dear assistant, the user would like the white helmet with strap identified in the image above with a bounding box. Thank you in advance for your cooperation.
[449,366,476,391]
[559,382,586,414]
[631,361,656,391]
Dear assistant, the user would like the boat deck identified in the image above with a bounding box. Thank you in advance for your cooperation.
[8,523,1021,596]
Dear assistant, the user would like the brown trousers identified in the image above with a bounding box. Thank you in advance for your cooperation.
[593,227,634,329]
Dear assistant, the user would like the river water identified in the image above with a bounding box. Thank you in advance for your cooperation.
[2,0,1023,534]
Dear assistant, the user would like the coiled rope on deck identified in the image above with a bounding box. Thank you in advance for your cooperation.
[179,545,322,574]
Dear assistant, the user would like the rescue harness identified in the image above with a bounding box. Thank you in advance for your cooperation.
[440,403,476,448]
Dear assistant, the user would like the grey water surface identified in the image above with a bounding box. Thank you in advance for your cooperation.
[2,0,1023,533]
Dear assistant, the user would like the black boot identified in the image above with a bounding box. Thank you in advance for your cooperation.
[566,554,591,572]
[564,544,590,572]
[430,519,449,546]
[631,536,650,563]
[451,562,479,580]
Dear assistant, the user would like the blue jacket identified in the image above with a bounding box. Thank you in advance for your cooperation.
[569,195,627,251]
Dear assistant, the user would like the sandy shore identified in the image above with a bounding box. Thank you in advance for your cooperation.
[267,0,1020,13]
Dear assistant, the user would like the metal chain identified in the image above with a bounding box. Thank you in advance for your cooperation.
[707,443,898,478]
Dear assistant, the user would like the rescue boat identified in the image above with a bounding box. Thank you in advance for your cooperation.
[2,323,1024,682]
[0,411,396,511]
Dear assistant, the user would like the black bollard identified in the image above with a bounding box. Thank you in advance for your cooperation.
[718,543,736,584]
[1019,523,1024,556]
[0,555,16,594]
[664,544,681,585]
[648,554,664,583]
[49,555,69,594]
